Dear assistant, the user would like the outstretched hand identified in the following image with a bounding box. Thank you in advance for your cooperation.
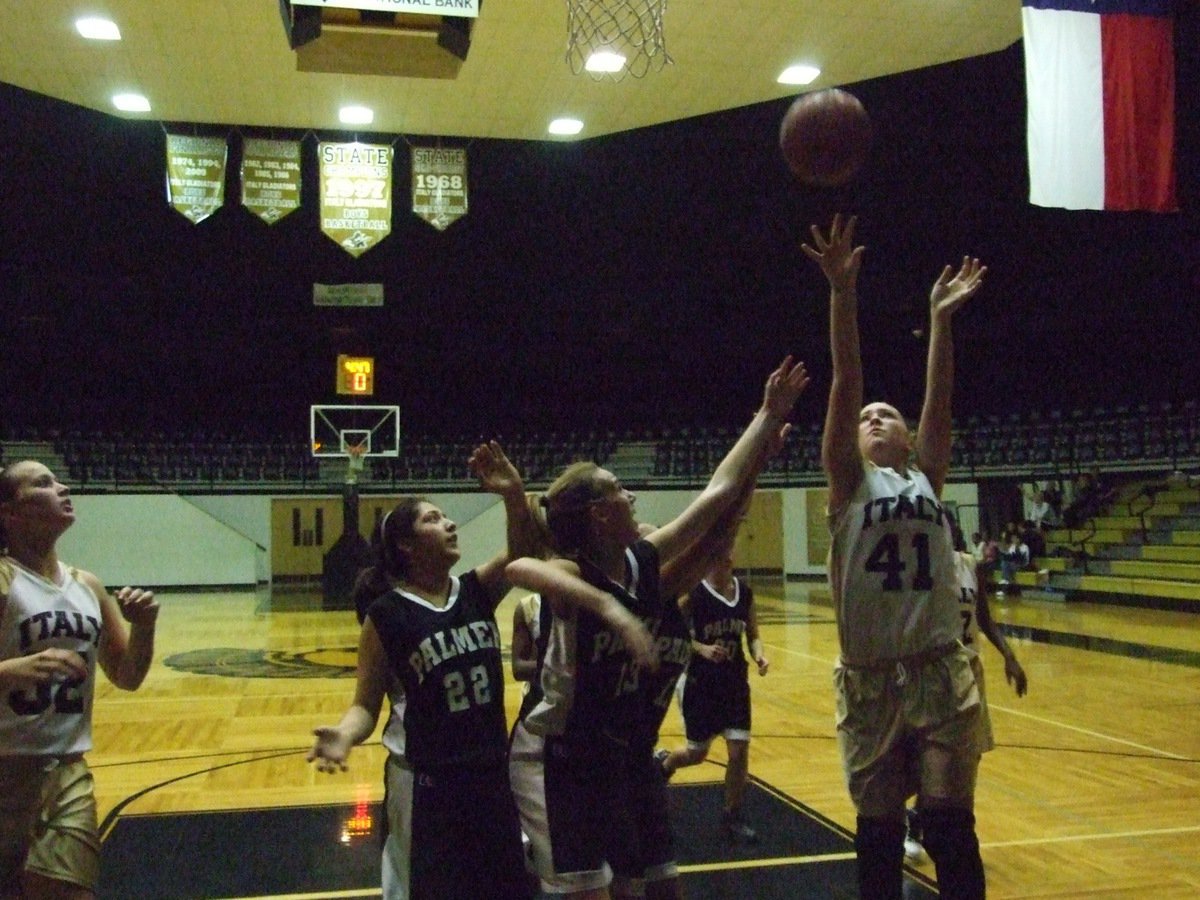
[801,214,864,293]
[307,726,353,774]
[930,256,986,320]
[761,356,810,422]
[468,441,522,496]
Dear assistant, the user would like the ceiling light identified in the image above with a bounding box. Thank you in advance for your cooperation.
[778,65,821,86]
[584,51,626,74]
[339,106,374,125]
[548,118,583,136]
[111,93,150,112]
[76,17,121,41]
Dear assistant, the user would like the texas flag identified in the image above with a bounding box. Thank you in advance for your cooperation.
[1022,0,1177,211]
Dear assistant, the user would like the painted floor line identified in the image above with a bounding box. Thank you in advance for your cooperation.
[990,703,1190,760]
[983,823,1200,849]
[678,851,857,873]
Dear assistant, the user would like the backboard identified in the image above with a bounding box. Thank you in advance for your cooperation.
[310,404,400,457]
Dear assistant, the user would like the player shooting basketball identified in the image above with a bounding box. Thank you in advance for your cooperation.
[804,214,988,900]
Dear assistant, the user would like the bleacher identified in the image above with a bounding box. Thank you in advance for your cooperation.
[1,401,1197,494]
[1022,479,1200,612]
[0,429,619,494]
[5,406,1200,615]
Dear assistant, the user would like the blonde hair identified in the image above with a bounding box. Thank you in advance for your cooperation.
[541,461,606,556]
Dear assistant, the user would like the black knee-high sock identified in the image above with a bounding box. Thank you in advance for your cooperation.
[854,815,905,900]
[919,806,986,900]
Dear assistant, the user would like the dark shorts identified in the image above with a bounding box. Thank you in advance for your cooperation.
[386,756,533,900]
[520,733,677,892]
[681,668,752,744]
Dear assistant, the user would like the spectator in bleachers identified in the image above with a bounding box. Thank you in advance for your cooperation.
[1043,480,1065,521]
[1062,470,1116,528]
[1023,486,1054,529]
[998,530,1030,593]
[974,531,1000,580]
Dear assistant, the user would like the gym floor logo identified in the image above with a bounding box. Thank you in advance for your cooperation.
[163,647,357,678]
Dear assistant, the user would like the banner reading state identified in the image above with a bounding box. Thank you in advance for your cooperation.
[319,142,393,257]
[242,139,302,224]
[411,146,468,231]
[165,135,227,224]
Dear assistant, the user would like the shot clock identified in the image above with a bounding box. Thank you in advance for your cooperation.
[336,355,374,396]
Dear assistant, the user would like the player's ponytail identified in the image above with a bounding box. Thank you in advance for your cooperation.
[350,496,426,623]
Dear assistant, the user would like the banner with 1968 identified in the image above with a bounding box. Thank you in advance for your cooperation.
[411,147,467,231]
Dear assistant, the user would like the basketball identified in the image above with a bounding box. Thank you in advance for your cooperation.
[779,88,871,187]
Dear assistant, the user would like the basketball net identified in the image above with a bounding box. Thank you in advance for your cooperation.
[565,0,671,81]
[345,443,366,485]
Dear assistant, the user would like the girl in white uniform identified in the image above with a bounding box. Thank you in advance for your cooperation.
[0,461,158,898]
[805,215,988,900]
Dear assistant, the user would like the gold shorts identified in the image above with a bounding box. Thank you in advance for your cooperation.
[0,755,100,891]
[971,654,995,754]
[834,645,981,818]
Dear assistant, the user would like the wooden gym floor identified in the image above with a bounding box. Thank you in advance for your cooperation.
[87,580,1200,898]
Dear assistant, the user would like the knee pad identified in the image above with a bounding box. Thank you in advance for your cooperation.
[920,807,985,900]
[854,815,905,900]
[919,806,977,857]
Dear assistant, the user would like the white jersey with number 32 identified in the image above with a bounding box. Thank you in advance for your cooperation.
[0,560,101,756]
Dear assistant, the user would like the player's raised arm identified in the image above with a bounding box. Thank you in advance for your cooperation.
[467,441,537,606]
[803,215,866,512]
[915,257,985,496]
[645,358,807,566]
[658,420,790,601]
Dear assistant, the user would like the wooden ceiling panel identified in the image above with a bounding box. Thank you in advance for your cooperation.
[0,1,1022,139]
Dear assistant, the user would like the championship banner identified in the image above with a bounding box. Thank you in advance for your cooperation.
[319,142,393,257]
[165,135,227,224]
[411,146,468,231]
[292,0,479,15]
[241,139,302,224]
[313,283,384,307]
